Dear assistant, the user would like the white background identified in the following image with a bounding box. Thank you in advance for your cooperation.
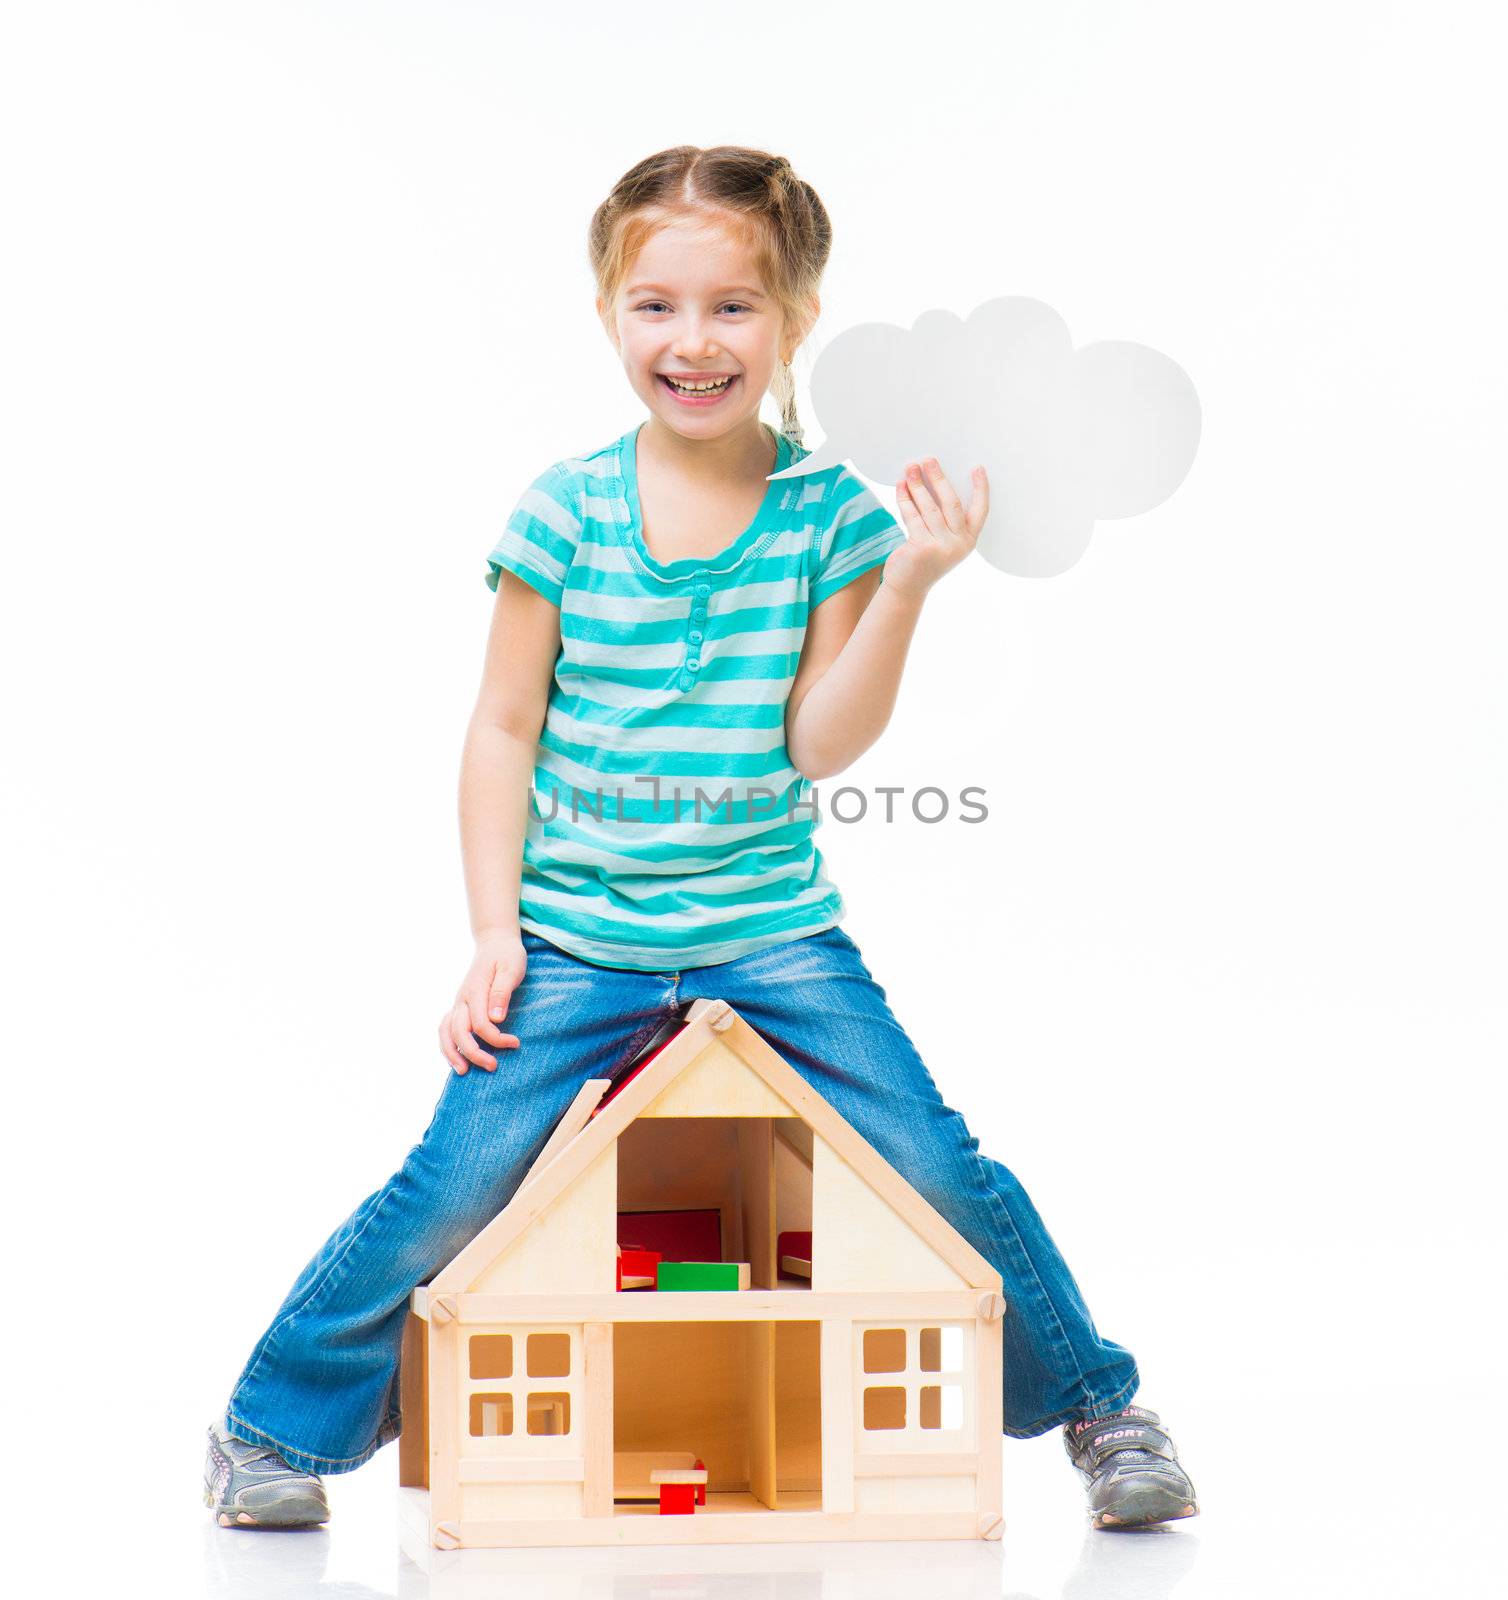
[3,3,1503,1596]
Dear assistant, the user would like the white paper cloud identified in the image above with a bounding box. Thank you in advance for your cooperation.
[770,296,1201,578]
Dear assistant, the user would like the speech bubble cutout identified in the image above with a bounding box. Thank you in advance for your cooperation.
[769,297,1201,578]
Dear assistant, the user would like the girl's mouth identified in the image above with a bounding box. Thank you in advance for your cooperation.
[658,373,739,406]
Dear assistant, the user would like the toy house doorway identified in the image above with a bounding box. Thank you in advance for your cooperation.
[611,1320,822,1515]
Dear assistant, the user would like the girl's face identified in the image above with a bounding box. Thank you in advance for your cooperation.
[600,215,806,442]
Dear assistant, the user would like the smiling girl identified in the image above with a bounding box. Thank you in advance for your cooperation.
[205,145,1198,1535]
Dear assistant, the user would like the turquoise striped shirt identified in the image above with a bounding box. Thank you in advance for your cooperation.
[484,420,906,970]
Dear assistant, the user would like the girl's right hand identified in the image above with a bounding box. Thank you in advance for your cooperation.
[440,932,527,1074]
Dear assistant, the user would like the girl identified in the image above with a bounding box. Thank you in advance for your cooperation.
[205,145,1198,1535]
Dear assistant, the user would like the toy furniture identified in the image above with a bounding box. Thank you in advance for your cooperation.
[613,1450,707,1506]
[397,997,1006,1549]
[650,1466,707,1513]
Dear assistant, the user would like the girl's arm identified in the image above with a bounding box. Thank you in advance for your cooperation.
[785,570,920,781]
[442,569,560,1074]
[786,459,988,781]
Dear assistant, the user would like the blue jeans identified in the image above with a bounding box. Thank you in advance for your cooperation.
[224,925,1138,1475]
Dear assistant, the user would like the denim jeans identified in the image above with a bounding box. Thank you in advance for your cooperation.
[223,925,1139,1474]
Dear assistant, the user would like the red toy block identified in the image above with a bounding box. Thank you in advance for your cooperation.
[650,1465,707,1514]
[658,1482,695,1515]
[615,1246,662,1291]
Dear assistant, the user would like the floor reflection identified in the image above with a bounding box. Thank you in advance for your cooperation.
[203,1522,390,1599]
[393,1530,1006,1599]
[1060,1525,1200,1599]
[201,1505,1200,1600]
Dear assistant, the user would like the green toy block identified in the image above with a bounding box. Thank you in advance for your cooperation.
[654,1260,750,1291]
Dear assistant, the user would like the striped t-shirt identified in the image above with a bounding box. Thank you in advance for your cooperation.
[484,419,907,971]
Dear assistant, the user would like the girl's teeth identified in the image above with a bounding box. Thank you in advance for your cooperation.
[667,376,733,394]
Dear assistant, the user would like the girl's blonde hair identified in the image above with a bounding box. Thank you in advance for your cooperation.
[589,145,832,448]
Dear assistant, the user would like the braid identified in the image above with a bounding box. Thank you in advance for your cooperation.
[765,157,806,448]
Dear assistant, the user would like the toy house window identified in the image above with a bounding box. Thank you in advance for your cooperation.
[526,1333,571,1377]
[859,1323,967,1438]
[465,1328,576,1440]
[469,1336,513,1379]
[862,1328,906,1373]
[919,1384,964,1429]
[469,1393,514,1436]
[863,1386,906,1430]
[526,1392,571,1435]
[919,1325,964,1372]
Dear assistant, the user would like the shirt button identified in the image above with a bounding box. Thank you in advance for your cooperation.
[689,630,703,643]
[694,582,711,597]
[687,658,701,671]
[692,606,707,621]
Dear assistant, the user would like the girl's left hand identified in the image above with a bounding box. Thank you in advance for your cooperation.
[884,457,989,604]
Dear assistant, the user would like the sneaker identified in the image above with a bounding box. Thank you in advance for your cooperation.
[1063,1404,1199,1529]
[204,1422,331,1528]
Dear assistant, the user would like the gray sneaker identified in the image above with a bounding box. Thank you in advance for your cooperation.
[1063,1405,1199,1529]
[204,1422,331,1528]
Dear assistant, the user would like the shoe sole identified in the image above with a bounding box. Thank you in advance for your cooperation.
[203,1482,329,1529]
[1094,1483,1200,1529]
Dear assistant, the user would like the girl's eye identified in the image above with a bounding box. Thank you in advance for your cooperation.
[633,302,752,316]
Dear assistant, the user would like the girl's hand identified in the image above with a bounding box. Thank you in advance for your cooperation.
[440,932,526,1074]
[884,457,989,604]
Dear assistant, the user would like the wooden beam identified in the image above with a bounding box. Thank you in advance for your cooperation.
[456,1457,585,1484]
[445,1508,984,1546]
[820,1318,854,1513]
[521,1077,612,1185]
[853,1451,981,1477]
[442,1289,984,1324]
[738,1117,776,1288]
[747,1321,777,1507]
[397,1310,428,1488]
[975,1303,1004,1533]
[427,1317,460,1532]
[582,1322,614,1516]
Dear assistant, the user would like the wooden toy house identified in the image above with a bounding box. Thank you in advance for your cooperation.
[397,997,1006,1549]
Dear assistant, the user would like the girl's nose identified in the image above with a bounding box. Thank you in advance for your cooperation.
[673,324,720,358]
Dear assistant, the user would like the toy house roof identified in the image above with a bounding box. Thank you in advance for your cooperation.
[427,997,998,1295]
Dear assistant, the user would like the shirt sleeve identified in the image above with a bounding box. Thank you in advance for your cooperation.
[485,462,583,607]
[810,467,907,607]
